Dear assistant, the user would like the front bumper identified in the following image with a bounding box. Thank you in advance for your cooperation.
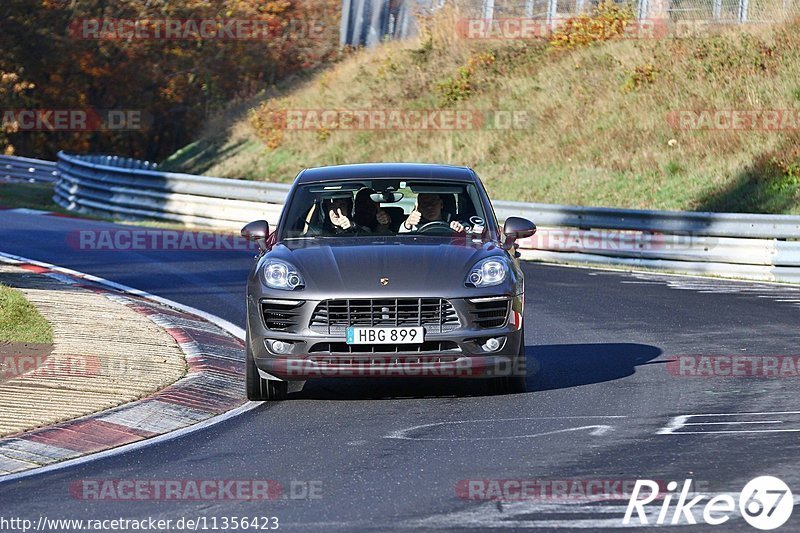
[257,353,518,379]
[247,294,525,381]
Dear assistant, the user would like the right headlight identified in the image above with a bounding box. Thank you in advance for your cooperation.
[465,257,508,288]
[262,259,304,290]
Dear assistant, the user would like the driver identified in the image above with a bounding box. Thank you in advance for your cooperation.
[401,193,464,233]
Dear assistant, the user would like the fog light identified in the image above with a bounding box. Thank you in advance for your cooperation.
[269,340,292,354]
[482,337,502,352]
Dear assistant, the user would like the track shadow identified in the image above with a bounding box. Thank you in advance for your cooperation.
[527,342,662,392]
[694,135,800,214]
[289,342,662,400]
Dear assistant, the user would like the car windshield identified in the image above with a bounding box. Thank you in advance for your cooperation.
[281,178,489,239]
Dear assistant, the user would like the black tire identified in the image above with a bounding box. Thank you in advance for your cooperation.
[246,345,288,401]
[496,331,527,394]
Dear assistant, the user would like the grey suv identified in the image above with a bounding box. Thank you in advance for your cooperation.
[241,163,536,400]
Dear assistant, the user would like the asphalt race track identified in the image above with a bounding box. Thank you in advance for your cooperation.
[1,209,799,531]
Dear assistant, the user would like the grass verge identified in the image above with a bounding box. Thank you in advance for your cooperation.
[0,182,66,212]
[0,284,53,344]
[162,6,800,214]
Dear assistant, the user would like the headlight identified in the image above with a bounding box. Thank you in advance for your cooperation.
[466,257,508,287]
[262,259,304,290]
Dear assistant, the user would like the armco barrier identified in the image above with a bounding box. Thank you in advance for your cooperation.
[54,152,288,228]
[45,152,800,283]
[492,200,800,239]
[0,155,59,183]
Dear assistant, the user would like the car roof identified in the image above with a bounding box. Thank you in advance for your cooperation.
[295,163,476,184]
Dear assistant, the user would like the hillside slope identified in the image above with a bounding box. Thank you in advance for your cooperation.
[162,8,800,214]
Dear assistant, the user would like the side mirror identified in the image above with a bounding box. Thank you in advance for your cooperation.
[503,217,537,239]
[241,220,270,252]
[503,217,536,254]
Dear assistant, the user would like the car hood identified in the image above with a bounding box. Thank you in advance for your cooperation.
[260,236,512,298]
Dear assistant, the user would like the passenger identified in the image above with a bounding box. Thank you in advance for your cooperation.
[402,193,464,233]
[326,197,354,232]
[301,196,354,236]
[353,188,392,233]
[308,193,388,236]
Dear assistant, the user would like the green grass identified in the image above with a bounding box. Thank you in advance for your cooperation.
[160,11,800,215]
[0,284,53,344]
[0,182,65,212]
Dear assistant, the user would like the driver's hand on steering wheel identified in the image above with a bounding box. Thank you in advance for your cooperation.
[403,208,422,230]
[449,220,465,233]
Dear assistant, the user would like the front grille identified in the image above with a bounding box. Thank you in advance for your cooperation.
[310,298,460,334]
[309,340,461,354]
[470,299,511,328]
[261,300,304,331]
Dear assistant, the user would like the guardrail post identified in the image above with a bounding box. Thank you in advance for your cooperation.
[482,0,495,22]
[547,0,557,26]
[712,0,722,19]
[738,0,749,21]
[637,0,650,20]
[340,0,353,46]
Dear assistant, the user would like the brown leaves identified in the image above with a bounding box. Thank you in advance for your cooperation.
[1,0,340,159]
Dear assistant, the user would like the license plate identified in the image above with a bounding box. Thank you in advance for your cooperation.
[346,326,425,345]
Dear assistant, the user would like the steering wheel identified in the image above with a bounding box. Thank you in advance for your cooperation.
[469,216,485,228]
[416,221,455,233]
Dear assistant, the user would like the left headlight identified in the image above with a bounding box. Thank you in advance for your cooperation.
[262,259,305,290]
[465,257,509,288]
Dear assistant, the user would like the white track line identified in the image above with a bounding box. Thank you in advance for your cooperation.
[386,416,626,440]
[0,251,261,484]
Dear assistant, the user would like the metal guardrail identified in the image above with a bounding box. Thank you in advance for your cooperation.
[46,152,800,284]
[54,152,288,228]
[341,0,416,47]
[0,155,59,184]
[493,201,800,239]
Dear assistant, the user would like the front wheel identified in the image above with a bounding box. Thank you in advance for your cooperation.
[246,344,288,401]
[495,331,527,394]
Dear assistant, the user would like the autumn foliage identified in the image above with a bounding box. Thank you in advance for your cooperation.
[0,0,340,159]
[549,2,635,48]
